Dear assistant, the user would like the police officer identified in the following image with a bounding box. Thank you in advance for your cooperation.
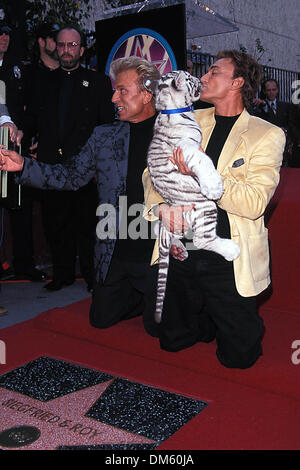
[0,16,47,281]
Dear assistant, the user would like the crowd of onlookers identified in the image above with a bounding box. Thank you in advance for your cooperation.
[0,19,115,316]
[250,78,300,168]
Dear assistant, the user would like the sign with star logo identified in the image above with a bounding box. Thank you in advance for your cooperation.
[96,4,186,77]
[105,28,177,80]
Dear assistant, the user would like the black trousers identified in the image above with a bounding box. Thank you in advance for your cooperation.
[159,253,264,369]
[288,145,300,168]
[8,187,38,273]
[90,255,159,336]
[41,182,96,284]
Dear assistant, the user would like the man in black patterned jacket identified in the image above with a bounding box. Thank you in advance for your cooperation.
[0,56,161,337]
[24,25,115,292]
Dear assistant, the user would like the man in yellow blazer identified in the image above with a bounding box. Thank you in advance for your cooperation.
[143,50,285,368]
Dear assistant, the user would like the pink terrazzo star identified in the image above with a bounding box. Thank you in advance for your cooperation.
[0,381,156,450]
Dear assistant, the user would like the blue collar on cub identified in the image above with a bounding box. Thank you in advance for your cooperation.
[160,105,194,114]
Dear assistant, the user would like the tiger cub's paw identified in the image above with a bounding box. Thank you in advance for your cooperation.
[199,171,224,200]
[170,237,188,261]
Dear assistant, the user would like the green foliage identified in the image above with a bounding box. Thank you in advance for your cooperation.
[239,38,271,63]
[25,0,92,32]
[23,0,93,56]
[254,38,267,62]
[239,44,247,54]
[104,0,143,7]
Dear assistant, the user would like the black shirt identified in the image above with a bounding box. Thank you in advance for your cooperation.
[114,114,157,261]
[58,68,81,143]
[192,113,241,260]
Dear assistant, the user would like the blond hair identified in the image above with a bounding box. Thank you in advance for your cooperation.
[110,56,160,101]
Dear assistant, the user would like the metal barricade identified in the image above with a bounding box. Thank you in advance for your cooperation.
[0,126,21,209]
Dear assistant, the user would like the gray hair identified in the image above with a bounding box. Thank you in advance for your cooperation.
[110,56,160,94]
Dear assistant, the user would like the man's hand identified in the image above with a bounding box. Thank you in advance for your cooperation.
[0,147,25,172]
[169,146,204,176]
[169,146,194,175]
[29,140,38,159]
[16,130,24,146]
[252,98,266,107]
[158,203,193,235]
[1,123,23,146]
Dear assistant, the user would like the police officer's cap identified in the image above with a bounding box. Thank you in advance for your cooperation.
[0,19,12,35]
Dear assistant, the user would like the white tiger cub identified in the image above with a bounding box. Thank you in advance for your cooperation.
[145,70,240,324]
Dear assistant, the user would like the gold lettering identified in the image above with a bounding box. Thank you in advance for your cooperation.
[2,397,104,439]
[47,415,60,423]
[8,400,23,410]
[59,420,72,428]
[2,398,16,406]
[23,406,38,414]
[69,423,83,433]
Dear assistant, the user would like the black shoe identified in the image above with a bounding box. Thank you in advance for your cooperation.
[0,306,8,316]
[86,280,94,294]
[14,267,47,282]
[44,279,74,291]
[27,267,47,282]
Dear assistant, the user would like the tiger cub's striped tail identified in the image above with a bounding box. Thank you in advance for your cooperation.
[155,221,173,324]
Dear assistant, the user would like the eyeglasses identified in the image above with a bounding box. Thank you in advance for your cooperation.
[56,41,80,50]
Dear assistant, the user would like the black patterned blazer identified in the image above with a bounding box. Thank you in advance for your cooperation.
[19,121,130,282]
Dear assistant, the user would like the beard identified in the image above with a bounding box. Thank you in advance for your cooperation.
[45,47,59,61]
[59,54,80,70]
[59,53,81,70]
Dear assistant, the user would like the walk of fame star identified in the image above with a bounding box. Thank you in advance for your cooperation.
[0,357,207,450]
[0,382,156,449]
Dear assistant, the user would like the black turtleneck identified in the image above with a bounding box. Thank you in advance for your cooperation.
[126,114,157,206]
[114,114,157,261]
[193,113,241,262]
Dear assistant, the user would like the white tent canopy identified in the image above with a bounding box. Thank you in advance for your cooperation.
[102,0,238,38]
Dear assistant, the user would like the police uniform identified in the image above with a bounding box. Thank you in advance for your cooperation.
[0,23,46,281]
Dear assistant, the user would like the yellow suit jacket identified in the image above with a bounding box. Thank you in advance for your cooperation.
[143,107,285,297]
